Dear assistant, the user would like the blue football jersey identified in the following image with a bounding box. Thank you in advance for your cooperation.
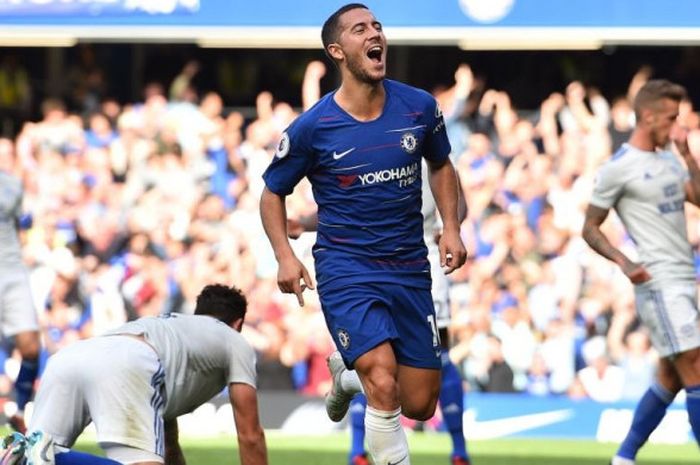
[263,79,451,289]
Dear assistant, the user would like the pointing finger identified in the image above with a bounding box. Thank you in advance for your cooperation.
[293,281,305,307]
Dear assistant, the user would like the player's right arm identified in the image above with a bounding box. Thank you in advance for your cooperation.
[229,382,268,465]
[163,418,186,465]
[584,157,650,284]
[261,123,317,306]
[582,204,650,284]
[260,188,314,306]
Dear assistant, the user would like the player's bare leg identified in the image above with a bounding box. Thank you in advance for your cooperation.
[354,343,400,411]
[351,342,410,465]
[10,331,41,434]
[672,347,700,385]
[396,365,440,420]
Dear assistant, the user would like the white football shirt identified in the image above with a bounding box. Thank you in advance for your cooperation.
[589,143,694,284]
[105,313,257,420]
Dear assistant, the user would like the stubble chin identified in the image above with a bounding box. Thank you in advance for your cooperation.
[347,58,384,84]
[360,68,385,84]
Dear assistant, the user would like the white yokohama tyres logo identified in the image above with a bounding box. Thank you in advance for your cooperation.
[358,162,418,186]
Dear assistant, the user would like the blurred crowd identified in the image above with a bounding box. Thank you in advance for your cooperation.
[3,56,700,407]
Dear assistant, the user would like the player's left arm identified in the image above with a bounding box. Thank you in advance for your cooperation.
[673,125,700,206]
[427,157,467,274]
[163,418,186,465]
[229,382,269,465]
[423,94,467,274]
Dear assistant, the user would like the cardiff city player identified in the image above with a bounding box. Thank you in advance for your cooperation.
[1,284,268,465]
[583,80,700,465]
[0,138,42,435]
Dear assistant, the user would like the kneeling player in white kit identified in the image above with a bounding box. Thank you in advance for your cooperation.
[1,284,268,465]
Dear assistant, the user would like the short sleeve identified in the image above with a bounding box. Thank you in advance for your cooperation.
[262,121,316,196]
[422,97,451,164]
[228,333,258,388]
[589,163,624,210]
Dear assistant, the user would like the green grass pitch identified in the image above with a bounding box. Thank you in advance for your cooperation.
[70,431,698,465]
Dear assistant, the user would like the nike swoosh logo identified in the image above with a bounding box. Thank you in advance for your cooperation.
[465,409,573,440]
[332,148,356,160]
[387,454,408,465]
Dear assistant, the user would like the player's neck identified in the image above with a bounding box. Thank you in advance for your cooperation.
[627,128,656,152]
[335,79,385,122]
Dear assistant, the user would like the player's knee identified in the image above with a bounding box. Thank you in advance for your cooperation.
[402,398,438,421]
[657,362,682,393]
[673,348,700,386]
[19,345,40,361]
[400,379,439,420]
[690,351,700,379]
[16,332,41,360]
[363,371,398,405]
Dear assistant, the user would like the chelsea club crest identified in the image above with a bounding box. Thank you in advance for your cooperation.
[337,329,350,349]
[400,132,417,154]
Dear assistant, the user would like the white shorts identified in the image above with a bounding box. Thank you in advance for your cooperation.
[0,269,39,337]
[29,336,166,462]
[635,282,700,358]
[428,242,450,329]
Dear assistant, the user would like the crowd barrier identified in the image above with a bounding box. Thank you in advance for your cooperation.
[148,391,692,443]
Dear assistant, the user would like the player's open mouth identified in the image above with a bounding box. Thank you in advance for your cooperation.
[367,45,383,63]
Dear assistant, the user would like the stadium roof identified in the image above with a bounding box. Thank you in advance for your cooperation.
[2,0,700,48]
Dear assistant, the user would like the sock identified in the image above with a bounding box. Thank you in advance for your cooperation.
[439,353,468,460]
[611,456,635,465]
[15,358,39,412]
[56,450,122,465]
[365,406,410,465]
[39,348,50,377]
[341,369,364,395]
[685,384,700,445]
[617,381,674,459]
[291,361,309,390]
[349,394,367,461]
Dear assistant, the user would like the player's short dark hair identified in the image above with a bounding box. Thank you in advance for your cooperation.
[194,284,247,326]
[41,98,66,117]
[633,79,687,120]
[321,3,369,60]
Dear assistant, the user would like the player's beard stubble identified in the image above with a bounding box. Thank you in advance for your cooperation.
[346,53,385,85]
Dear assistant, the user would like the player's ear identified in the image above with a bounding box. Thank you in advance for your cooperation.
[232,317,244,332]
[327,43,344,62]
[641,108,655,126]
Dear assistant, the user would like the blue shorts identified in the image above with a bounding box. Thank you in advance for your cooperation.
[319,282,441,369]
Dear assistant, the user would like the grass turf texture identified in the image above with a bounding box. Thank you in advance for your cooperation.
[66,432,697,465]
